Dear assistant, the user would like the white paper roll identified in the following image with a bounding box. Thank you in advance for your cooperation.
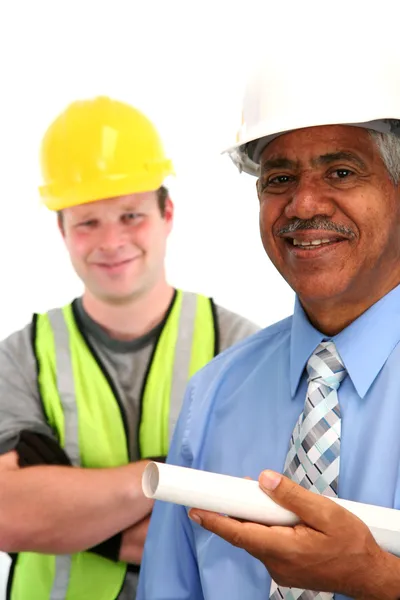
[142,462,400,556]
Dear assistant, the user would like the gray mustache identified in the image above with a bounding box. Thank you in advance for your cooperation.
[277,218,355,237]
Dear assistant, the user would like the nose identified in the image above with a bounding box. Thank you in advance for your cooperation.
[284,176,335,221]
[98,222,126,252]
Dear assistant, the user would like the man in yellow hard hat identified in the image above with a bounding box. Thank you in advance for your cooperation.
[137,42,400,600]
[0,96,259,600]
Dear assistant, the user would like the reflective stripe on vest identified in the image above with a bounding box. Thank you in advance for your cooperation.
[169,291,198,441]
[47,308,80,467]
[10,290,216,600]
[46,309,83,600]
[138,290,216,457]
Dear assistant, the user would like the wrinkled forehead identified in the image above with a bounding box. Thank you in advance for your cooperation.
[251,121,399,164]
[259,124,377,168]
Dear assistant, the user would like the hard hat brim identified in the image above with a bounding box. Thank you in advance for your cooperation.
[224,119,400,178]
[39,161,175,211]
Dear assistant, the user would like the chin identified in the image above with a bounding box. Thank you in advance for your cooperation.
[95,289,137,305]
[289,277,352,304]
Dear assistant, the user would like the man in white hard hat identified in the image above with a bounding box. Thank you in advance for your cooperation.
[137,46,400,599]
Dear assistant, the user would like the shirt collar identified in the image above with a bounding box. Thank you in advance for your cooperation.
[290,283,400,399]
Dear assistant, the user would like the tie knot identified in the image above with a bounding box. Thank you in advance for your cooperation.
[306,341,347,390]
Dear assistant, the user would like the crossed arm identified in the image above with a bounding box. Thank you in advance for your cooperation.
[0,436,154,564]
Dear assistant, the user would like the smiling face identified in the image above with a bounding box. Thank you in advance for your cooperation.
[60,191,173,304]
[257,125,400,310]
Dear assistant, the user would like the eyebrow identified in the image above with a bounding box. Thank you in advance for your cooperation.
[73,212,96,222]
[311,152,367,170]
[260,151,368,174]
[260,158,300,174]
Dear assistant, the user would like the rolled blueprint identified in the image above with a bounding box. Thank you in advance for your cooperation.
[142,461,400,556]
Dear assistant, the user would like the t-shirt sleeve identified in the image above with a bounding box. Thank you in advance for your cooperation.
[0,323,57,455]
[216,304,261,353]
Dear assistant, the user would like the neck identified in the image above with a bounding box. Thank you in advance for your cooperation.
[300,277,400,336]
[82,280,175,341]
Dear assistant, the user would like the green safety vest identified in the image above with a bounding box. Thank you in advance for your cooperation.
[8,289,217,600]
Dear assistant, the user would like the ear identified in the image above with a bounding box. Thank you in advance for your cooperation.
[163,196,174,233]
[256,179,262,202]
[57,211,66,238]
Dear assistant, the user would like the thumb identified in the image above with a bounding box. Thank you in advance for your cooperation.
[259,470,340,532]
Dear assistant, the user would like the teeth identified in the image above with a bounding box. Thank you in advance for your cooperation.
[293,238,333,247]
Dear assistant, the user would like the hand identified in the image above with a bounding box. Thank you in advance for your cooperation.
[119,515,151,564]
[189,471,400,599]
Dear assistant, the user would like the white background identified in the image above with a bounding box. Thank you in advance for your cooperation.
[0,1,393,596]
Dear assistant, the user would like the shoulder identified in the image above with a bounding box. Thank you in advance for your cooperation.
[182,289,261,351]
[0,300,70,367]
[213,301,261,351]
[0,319,39,408]
[0,319,35,364]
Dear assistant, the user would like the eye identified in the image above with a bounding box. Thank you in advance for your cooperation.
[122,212,143,224]
[259,174,295,192]
[77,219,97,229]
[268,175,293,185]
[329,168,354,179]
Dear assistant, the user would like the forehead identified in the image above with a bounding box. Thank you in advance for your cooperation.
[64,191,157,219]
[259,125,377,168]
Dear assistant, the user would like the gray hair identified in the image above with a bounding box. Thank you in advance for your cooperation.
[369,129,400,185]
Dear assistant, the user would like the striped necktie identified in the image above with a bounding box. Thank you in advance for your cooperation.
[269,341,347,600]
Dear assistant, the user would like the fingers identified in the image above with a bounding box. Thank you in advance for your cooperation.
[188,508,297,557]
[258,470,348,532]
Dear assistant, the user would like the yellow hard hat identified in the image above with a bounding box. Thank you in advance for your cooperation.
[38,96,175,211]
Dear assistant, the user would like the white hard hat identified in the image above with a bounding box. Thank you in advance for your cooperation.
[224,48,400,177]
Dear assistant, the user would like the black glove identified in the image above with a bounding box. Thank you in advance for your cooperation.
[15,430,72,467]
[89,532,122,563]
[146,456,167,463]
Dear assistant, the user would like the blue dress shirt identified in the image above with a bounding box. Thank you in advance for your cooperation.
[137,285,400,600]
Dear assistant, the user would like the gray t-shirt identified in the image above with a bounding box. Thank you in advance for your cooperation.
[0,292,259,598]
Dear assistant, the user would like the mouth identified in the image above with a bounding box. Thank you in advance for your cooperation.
[279,231,351,256]
[291,237,343,248]
[94,257,138,270]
